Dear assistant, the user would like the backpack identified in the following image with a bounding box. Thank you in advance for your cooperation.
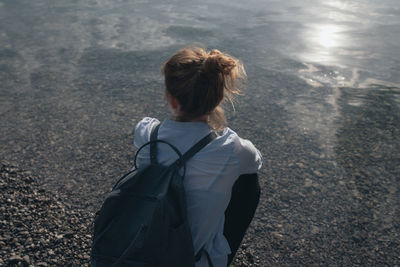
[91,122,217,267]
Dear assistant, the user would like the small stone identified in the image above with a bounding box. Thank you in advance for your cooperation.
[8,255,23,263]
[271,231,283,239]
[313,170,323,177]
[55,233,64,239]
[311,226,320,234]
[305,178,313,187]
[23,255,30,264]
[295,162,305,168]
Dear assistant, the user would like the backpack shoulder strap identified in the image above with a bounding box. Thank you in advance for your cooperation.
[149,122,161,164]
[174,131,218,167]
[148,121,217,168]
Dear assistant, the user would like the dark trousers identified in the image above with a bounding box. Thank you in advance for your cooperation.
[223,173,260,266]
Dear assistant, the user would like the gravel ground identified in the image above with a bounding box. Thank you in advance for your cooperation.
[0,163,93,267]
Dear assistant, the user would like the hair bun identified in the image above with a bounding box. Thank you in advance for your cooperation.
[203,49,237,76]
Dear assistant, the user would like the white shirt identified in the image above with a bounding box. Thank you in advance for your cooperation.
[134,117,262,267]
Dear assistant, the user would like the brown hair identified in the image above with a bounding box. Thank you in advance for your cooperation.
[162,46,246,131]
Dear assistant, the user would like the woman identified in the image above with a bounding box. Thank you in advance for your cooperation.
[134,46,262,267]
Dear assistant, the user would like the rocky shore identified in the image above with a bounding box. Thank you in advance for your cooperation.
[0,163,93,266]
[1,163,258,267]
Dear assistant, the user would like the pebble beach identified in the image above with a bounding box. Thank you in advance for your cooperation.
[1,0,399,266]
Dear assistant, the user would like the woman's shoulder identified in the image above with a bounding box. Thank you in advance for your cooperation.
[218,127,256,152]
[217,127,263,173]
[136,117,159,130]
[133,117,160,148]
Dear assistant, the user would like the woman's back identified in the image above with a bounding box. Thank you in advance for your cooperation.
[134,117,262,267]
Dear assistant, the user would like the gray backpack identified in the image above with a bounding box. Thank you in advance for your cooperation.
[91,123,216,267]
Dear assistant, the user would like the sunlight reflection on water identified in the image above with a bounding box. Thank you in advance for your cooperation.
[301,24,348,64]
[314,24,342,48]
